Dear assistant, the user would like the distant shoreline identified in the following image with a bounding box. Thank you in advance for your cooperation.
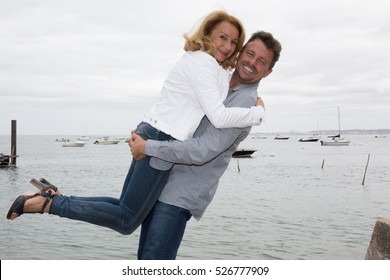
[251,129,390,136]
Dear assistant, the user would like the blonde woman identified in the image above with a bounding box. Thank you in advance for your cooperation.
[8,11,264,235]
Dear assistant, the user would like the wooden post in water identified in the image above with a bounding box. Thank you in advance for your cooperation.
[362,154,370,186]
[11,120,17,165]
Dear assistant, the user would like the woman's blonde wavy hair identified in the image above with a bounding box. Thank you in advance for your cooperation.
[183,11,245,70]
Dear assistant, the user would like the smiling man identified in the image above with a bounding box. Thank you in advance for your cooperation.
[130,31,282,259]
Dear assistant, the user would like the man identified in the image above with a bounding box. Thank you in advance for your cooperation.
[130,31,282,259]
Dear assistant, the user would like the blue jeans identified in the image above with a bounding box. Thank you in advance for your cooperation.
[49,122,175,235]
[138,201,192,260]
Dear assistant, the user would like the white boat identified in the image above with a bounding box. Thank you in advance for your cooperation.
[77,135,90,142]
[94,136,120,145]
[300,122,320,142]
[62,141,86,147]
[251,134,267,139]
[321,107,350,146]
[299,136,320,142]
[55,138,70,142]
[320,137,350,146]
[274,135,289,140]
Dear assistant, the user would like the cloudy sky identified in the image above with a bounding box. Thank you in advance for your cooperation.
[1,0,389,136]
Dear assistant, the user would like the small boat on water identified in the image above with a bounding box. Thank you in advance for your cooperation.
[55,138,70,142]
[94,136,120,145]
[77,136,90,142]
[62,141,86,147]
[232,149,256,158]
[299,136,320,142]
[274,135,289,140]
[320,137,350,146]
[320,107,350,146]
[0,153,10,166]
[327,133,340,138]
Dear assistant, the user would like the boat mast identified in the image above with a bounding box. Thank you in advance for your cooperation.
[338,106,341,136]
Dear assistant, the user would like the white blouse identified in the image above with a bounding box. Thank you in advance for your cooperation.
[143,51,264,141]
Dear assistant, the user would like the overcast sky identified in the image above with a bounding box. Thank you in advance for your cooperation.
[1,0,389,136]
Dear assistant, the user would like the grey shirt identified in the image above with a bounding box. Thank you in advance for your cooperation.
[145,83,259,220]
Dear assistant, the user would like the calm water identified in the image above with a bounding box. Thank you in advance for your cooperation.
[1,134,389,260]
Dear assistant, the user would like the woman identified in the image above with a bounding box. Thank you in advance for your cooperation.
[7,11,264,235]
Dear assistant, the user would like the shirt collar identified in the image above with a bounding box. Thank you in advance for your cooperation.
[230,83,259,93]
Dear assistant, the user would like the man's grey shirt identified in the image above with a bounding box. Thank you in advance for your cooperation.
[145,83,259,220]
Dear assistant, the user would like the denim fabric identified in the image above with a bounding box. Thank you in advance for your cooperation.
[137,201,191,260]
[135,123,174,171]
[50,122,175,235]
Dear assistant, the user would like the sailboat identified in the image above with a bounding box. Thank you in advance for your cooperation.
[299,121,320,142]
[320,107,350,146]
[77,126,90,142]
[299,136,320,142]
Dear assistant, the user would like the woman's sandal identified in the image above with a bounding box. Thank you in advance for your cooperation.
[6,178,59,220]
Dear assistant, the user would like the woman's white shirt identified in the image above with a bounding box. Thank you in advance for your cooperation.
[143,51,264,141]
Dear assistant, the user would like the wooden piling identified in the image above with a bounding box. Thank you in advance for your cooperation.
[362,154,370,186]
[11,120,17,165]
[365,219,390,260]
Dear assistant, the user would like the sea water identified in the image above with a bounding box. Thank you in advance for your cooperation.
[0,134,389,259]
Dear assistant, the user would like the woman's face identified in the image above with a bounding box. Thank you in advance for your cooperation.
[208,21,239,64]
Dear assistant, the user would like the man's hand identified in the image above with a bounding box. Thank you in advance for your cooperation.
[257,96,265,110]
[129,130,147,160]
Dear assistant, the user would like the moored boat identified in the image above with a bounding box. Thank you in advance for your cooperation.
[299,136,320,142]
[77,136,90,142]
[274,135,289,140]
[94,136,120,145]
[232,149,256,158]
[62,141,86,147]
[321,107,350,146]
[320,137,350,146]
[0,153,10,166]
[55,138,70,142]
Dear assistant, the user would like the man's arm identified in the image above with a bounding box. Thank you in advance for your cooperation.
[130,118,248,165]
[150,125,247,165]
[130,93,257,165]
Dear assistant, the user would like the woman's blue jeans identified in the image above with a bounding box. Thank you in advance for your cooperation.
[49,122,174,235]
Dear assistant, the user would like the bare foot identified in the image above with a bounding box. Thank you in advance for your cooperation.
[24,193,53,213]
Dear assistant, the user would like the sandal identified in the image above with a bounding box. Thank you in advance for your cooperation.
[6,189,56,220]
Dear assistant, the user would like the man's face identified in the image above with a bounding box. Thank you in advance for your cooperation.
[235,39,274,84]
